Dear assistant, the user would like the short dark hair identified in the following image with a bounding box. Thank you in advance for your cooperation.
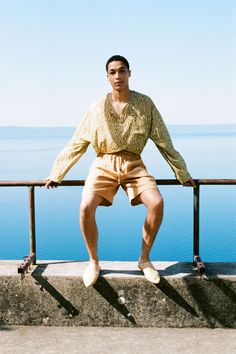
[106,55,130,72]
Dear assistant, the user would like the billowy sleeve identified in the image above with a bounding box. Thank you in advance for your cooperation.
[149,100,191,184]
[48,109,93,183]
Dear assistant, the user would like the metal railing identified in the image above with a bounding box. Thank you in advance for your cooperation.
[0,179,235,276]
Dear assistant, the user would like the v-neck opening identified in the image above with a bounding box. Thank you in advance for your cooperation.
[106,90,135,119]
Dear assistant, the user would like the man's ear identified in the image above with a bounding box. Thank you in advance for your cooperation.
[129,70,131,77]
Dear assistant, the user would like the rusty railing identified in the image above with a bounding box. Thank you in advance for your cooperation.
[0,179,235,276]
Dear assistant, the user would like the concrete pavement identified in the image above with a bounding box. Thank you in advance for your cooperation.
[1,326,236,354]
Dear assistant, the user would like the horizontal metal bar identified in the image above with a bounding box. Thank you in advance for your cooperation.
[156,179,236,185]
[0,180,85,187]
[193,179,236,185]
[0,179,235,187]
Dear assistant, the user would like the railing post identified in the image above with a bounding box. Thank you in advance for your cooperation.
[193,184,200,257]
[29,186,36,265]
[193,183,205,274]
[17,185,37,275]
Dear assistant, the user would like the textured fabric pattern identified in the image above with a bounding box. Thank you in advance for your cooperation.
[49,91,191,183]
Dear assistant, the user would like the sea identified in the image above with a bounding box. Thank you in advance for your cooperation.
[0,125,235,262]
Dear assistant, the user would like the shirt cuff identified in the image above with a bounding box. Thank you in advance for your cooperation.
[176,170,192,185]
[47,174,63,184]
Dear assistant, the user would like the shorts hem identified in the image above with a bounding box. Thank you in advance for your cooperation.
[130,186,159,206]
[82,191,113,207]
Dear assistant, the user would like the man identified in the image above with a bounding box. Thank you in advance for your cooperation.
[45,55,195,287]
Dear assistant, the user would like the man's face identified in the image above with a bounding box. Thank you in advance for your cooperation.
[107,61,131,91]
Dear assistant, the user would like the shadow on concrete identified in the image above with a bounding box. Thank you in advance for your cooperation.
[205,263,236,276]
[185,279,234,328]
[33,260,82,266]
[160,262,236,327]
[205,268,236,305]
[159,262,195,277]
[102,263,198,319]
[31,264,79,318]
[101,269,141,276]
[156,277,199,317]
[182,268,236,328]
[0,324,15,331]
[210,277,236,305]
[93,277,137,325]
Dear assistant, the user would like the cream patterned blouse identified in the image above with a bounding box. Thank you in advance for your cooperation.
[49,91,191,184]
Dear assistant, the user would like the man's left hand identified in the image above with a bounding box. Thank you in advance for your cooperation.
[183,178,196,188]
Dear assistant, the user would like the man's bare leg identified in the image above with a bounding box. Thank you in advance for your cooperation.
[138,188,164,262]
[80,194,104,287]
[135,188,163,284]
[80,194,104,264]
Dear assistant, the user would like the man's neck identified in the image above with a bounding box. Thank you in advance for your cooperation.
[110,88,131,103]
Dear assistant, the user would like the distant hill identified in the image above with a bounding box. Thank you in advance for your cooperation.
[168,124,236,137]
[0,124,235,139]
[0,126,75,139]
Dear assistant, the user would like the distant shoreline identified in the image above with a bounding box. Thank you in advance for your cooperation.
[0,124,235,139]
[0,123,235,128]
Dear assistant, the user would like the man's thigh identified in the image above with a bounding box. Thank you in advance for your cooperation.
[121,157,158,206]
[80,193,105,210]
[82,158,119,206]
[138,188,163,208]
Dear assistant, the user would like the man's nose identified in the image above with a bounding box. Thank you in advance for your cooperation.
[115,71,120,79]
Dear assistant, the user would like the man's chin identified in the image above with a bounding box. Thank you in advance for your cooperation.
[113,84,127,91]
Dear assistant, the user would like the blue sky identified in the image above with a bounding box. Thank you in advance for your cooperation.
[0,0,235,126]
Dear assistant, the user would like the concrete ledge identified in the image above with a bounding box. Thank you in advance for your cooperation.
[0,261,236,328]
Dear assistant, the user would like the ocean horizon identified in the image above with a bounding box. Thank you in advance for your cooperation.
[1,123,236,136]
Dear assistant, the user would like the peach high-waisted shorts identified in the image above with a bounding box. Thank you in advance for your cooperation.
[82,151,158,206]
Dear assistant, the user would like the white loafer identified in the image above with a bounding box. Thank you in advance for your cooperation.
[138,260,160,284]
[82,263,101,287]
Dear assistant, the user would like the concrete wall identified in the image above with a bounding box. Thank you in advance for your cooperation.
[0,261,235,328]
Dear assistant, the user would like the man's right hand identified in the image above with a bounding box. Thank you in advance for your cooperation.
[44,179,60,189]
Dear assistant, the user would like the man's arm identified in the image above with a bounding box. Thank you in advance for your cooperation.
[149,101,195,187]
[46,138,90,185]
[44,136,89,189]
[44,107,94,188]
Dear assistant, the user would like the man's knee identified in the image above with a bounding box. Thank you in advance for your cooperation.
[140,189,164,213]
[151,195,164,214]
[80,200,92,219]
[80,194,103,219]
[144,192,164,214]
